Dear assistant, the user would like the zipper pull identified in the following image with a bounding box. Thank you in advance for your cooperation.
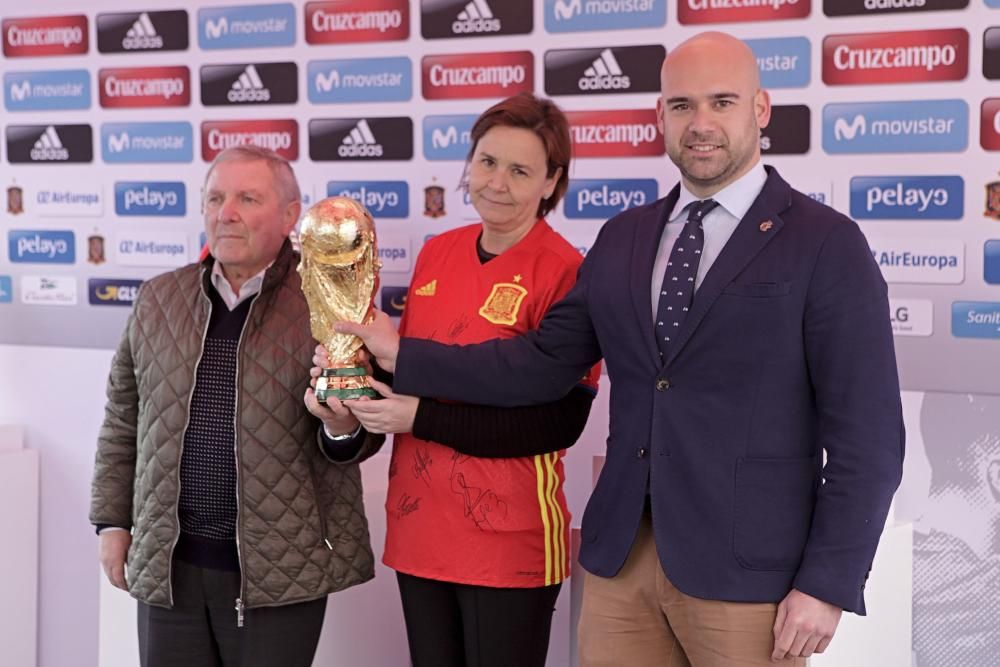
[324,538,333,550]
[235,598,245,628]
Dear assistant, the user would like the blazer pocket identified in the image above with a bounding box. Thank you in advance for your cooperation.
[722,281,792,298]
[733,456,818,571]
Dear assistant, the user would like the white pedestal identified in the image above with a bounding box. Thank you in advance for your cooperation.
[0,425,39,667]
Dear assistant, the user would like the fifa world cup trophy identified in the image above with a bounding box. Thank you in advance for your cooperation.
[298,196,380,401]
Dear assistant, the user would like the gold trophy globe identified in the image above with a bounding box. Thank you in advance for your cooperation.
[298,196,380,401]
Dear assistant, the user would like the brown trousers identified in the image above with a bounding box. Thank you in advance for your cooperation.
[578,513,805,667]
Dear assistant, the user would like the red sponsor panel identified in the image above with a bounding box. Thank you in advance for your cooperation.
[566,109,664,158]
[201,120,299,161]
[823,29,968,86]
[421,51,535,100]
[305,0,409,44]
[2,15,88,57]
[99,66,191,108]
[422,51,534,100]
[678,0,809,25]
[982,99,1000,151]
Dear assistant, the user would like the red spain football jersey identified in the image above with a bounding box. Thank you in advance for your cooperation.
[383,220,600,588]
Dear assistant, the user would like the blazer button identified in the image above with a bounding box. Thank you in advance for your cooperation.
[655,379,670,391]
[636,447,647,458]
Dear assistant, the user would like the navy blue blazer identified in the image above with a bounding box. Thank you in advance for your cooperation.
[393,167,904,614]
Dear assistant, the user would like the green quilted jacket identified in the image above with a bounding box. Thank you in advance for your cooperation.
[90,240,382,609]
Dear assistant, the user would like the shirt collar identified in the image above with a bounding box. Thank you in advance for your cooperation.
[670,161,768,223]
[211,260,270,308]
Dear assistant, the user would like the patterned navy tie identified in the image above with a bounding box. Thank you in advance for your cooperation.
[654,198,719,360]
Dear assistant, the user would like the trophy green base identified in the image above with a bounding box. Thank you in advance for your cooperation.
[315,366,377,403]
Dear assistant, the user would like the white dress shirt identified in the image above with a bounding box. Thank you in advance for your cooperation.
[650,162,768,322]
[211,261,269,311]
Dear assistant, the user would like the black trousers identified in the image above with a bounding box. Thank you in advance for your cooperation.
[137,560,326,667]
[396,571,562,667]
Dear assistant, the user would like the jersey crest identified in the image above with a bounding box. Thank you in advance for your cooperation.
[479,282,527,326]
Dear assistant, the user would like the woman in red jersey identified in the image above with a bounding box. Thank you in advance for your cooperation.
[317,93,599,666]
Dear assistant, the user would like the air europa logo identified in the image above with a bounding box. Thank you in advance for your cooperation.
[3,15,88,58]
[544,45,663,96]
[99,66,190,108]
[305,0,409,44]
[565,109,663,158]
[823,29,968,85]
[678,0,809,25]
[422,51,533,100]
[421,0,532,39]
[96,10,188,53]
[201,120,298,161]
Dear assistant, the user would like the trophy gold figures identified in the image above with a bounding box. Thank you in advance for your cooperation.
[298,196,380,401]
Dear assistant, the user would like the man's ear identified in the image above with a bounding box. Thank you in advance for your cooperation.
[987,460,1000,502]
[283,200,302,235]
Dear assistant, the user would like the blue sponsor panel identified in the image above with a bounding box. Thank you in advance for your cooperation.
[4,69,91,111]
[544,0,666,33]
[952,301,1000,339]
[101,122,193,163]
[308,57,412,103]
[564,179,658,219]
[88,278,143,306]
[823,100,968,154]
[8,230,75,264]
[326,181,408,218]
[423,114,477,161]
[988,0,1000,7]
[985,240,1000,285]
[198,3,296,49]
[746,37,810,89]
[380,286,408,318]
[0,276,11,303]
[849,176,964,220]
[115,182,186,216]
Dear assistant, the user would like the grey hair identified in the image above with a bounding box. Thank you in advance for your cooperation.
[204,145,301,205]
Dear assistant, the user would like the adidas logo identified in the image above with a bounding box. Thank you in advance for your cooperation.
[30,126,69,161]
[338,120,383,158]
[227,65,271,103]
[122,13,164,50]
[579,49,630,91]
[452,0,501,34]
[415,280,437,296]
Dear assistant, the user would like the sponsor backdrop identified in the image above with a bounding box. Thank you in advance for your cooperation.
[1,1,998,666]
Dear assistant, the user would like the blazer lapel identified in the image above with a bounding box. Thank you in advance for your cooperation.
[631,187,680,367]
[664,169,793,367]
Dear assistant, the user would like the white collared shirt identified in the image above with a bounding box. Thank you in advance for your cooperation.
[650,162,768,322]
[211,261,269,311]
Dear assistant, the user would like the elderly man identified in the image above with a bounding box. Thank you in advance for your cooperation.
[342,32,904,666]
[90,146,381,666]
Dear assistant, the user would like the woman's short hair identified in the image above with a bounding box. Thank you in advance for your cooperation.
[467,93,572,218]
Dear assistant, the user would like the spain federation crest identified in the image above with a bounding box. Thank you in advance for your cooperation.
[88,233,106,265]
[7,184,23,215]
[424,183,445,218]
[986,176,1000,221]
[479,281,527,326]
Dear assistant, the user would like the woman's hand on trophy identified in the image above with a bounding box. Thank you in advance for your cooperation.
[346,379,417,435]
[335,310,400,373]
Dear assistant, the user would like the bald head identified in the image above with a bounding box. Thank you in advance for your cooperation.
[655,31,770,197]
[663,32,761,92]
